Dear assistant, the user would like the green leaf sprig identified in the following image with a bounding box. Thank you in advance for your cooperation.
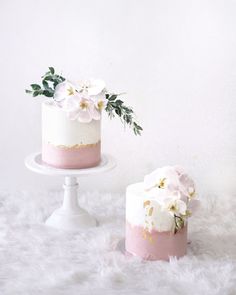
[25,67,65,97]
[105,94,143,135]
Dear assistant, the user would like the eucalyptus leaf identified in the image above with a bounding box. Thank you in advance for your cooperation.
[49,67,55,74]
[30,84,41,90]
[33,91,40,97]
[108,94,117,101]
[115,99,124,105]
[43,90,54,97]
[42,80,49,89]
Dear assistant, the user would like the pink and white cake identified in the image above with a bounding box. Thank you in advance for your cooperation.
[125,166,200,261]
[42,101,101,168]
[26,67,142,169]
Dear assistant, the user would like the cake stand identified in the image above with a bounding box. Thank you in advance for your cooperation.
[25,152,116,231]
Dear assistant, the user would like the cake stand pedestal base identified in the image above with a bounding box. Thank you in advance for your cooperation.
[45,176,97,230]
[25,153,116,231]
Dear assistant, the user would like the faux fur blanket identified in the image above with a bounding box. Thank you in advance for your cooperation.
[0,190,235,294]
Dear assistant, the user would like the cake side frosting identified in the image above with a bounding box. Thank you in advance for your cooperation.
[42,141,101,168]
[125,222,187,260]
[42,100,101,168]
[42,101,101,146]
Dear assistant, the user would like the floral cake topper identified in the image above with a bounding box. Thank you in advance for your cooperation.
[143,166,200,234]
[26,67,142,135]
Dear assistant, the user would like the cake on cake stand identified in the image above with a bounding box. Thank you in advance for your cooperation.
[25,152,116,231]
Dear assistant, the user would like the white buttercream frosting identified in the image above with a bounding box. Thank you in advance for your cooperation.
[42,100,101,146]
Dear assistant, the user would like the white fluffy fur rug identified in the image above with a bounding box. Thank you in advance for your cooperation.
[0,189,235,295]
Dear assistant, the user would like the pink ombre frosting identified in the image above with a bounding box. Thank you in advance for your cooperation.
[125,222,187,261]
[42,141,101,169]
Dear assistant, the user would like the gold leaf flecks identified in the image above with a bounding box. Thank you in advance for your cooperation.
[49,141,101,150]
[149,236,153,243]
[143,200,150,208]
[142,231,147,240]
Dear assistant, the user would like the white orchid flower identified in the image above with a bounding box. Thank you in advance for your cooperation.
[143,199,175,232]
[75,97,94,123]
[144,166,199,222]
[77,79,106,96]
[85,93,107,121]
[162,197,187,217]
[75,96,106,122]
[65,96,93,123]
[92,93,107,110]
[144,166,180,192]
[53,81,77,102]
[179,173,196,199]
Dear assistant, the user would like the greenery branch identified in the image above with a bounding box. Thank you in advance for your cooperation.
[105,93,143,135]
[25,67,65,97]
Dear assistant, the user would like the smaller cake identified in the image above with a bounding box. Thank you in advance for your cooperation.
[125,166,199,261]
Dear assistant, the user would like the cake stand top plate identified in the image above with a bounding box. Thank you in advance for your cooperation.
[25,152,116,177]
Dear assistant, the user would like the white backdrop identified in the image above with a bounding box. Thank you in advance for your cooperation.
[0,0,235,195]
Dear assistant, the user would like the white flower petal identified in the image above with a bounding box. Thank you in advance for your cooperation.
[177,199,187,215]
[188,199,200,215]
[76,79,106,96]
[179,174,194,188]
[174,165,186,176]
[91,94,107,111]
[54,81,77,102]
[179,173,196,198]
[161,197,187,216]
[67,110,79,120]
[54,83,67,102]
[144,199,175,232]
[61,96,79,112]
[77,109,92,123]
[144,166,180,192]
[90,106,101,120]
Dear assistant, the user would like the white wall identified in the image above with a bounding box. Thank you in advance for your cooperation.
[0,0,235,195]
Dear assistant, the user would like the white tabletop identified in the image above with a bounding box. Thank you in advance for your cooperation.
[25,152,116,177]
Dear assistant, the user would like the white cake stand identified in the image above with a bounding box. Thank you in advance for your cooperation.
[25,152,116,231]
